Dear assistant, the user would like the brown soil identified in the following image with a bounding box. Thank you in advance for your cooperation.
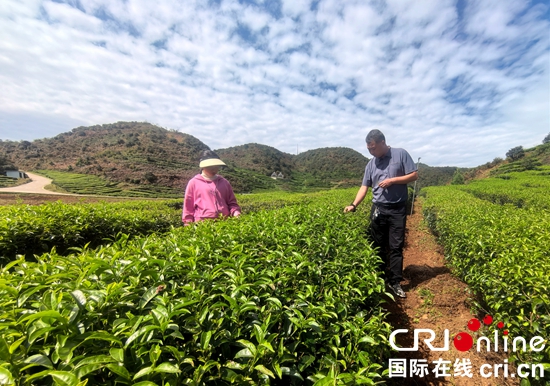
[385,198,519,385]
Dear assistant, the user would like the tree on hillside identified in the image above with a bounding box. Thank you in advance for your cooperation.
[506,146,525,161]
[0,155,16,173]
[544,132,550,144]
[451,169,465,185]
[491,157,503,166]
[144,171,158,183]
[18,140,32,150]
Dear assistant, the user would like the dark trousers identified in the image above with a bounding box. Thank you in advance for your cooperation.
[369,203,407,285]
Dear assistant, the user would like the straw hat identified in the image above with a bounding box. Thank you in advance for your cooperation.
[199,154,226,168]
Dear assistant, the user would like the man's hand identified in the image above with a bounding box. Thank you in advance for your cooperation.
[343,205,355,213]
[378,178,394,189]
[379,172,418,188]
[345,186,368,213]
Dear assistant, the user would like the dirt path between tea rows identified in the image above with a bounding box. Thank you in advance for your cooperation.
[385,198,519,386]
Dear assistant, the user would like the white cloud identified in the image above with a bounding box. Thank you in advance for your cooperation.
[239,5,272,32]
[41,1,101,31]
[0,0,548,167]
[464,0,530,40]
[281,0,310,18]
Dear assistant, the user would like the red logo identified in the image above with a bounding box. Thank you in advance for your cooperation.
[453,315,506,351]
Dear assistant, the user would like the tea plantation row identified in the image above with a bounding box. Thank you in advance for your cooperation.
[0,200,181,261]
[0,190,322,262]
[0,190,393,385]
[455,167,550,210]
[422,174,550,367]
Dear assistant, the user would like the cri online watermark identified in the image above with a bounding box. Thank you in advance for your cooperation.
[388,315,546,379]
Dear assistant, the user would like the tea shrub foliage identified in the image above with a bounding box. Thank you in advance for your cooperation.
[423,169,550,367]
[0,189,393,385]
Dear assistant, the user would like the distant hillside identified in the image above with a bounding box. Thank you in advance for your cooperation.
[213,143,293,192]
[0,121,491,196]
[216,143,294,176]
[216,145,369,190]
[464,142,550,180]
[295,147,367,177]
[0,122,371,194]
[416,163,466,190]
[292,147,368,188]
[0,122,208,194]
[490,142,550,175]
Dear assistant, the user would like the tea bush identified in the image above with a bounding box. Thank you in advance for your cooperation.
[0,193,352,262]
[0,190,392,385]
[423,184,550,368]
[0,201,181,261]
[457,167,550,210]
[0,190,354,261]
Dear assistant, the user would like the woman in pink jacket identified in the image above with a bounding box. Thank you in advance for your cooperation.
[182,150,241,225]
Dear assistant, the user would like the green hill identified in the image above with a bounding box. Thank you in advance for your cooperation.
[1,123,370,194]
[416,142,550,189]
[295,147,367,177]
[0,122,209,196]
[216,143,294,176]
[216,144,370,191]
[462,142,550,181]
[489,142,550,176]
[214,143,294,192]
[1,120,504,196]
[416,163,465,190]
[291,147,368,189]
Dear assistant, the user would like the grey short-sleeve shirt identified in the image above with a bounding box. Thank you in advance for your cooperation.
[362,147,417,204]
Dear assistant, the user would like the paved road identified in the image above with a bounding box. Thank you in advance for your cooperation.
[0,172,72,195]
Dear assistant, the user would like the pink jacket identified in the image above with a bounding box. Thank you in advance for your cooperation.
[182,174,241,224]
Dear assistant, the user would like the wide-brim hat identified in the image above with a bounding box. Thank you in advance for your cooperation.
[199,156,226,168]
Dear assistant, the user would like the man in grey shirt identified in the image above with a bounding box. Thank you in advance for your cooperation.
[344,129,418,298]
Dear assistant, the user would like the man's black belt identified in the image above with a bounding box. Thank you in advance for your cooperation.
[374,202,406,209]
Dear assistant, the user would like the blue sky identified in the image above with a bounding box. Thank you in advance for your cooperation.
[0,0,548,167]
